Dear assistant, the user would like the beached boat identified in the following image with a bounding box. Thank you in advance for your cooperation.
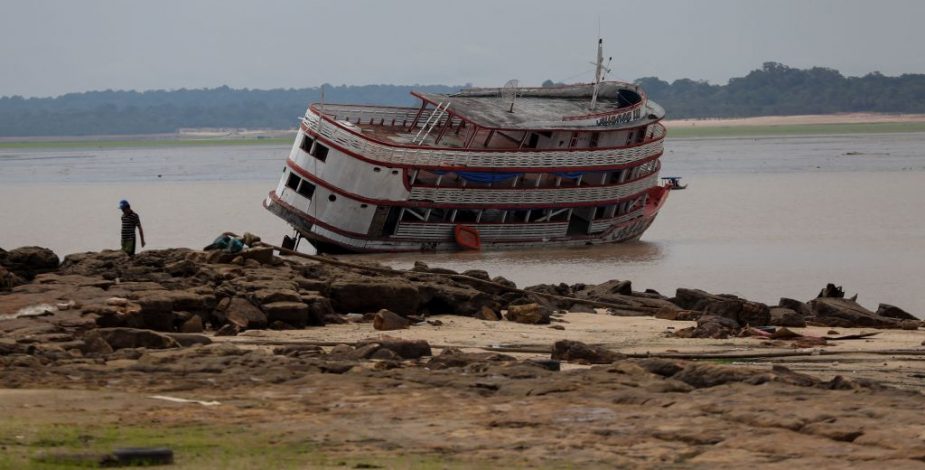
[265,40,671,253]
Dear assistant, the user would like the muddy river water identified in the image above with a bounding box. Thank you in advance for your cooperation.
[1,132,923,314]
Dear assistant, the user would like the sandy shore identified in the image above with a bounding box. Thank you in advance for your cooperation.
[665,112,925,128]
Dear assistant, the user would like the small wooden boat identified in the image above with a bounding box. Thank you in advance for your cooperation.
[454,224,481,250]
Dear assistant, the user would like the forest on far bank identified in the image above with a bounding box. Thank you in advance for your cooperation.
[1,62,924,137]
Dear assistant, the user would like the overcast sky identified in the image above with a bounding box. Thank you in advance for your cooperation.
[2,0,924,97]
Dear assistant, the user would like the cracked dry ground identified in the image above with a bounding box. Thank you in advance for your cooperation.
[3,345,925,468]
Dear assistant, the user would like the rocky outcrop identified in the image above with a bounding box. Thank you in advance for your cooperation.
[94,328,180,350]
[674,315,740,339]
[219,297,268,330]
[702,299,770,326]
[0,246,59,280]
[876,303,919,321]
[769,307,806,327]
[373,309,411,331]
[329,277,420,315]
[504,303,552,325]
[808,297,901,329]
[551,340,623,364]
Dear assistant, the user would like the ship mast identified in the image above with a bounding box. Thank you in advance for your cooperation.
[589,38,611,110]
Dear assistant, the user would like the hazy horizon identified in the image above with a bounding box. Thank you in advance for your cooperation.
[3,0,925,98]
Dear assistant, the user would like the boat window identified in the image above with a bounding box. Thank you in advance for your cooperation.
[328,194,336,202]
[373,167,381,172]
[286,172,300,190]
[300,135,314,153]
[297,181,315,198]
[312,143,329,162]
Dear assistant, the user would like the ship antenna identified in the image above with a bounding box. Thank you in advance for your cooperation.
[316,84,325,135]
[502,79,519,113]
[589,38,612,110]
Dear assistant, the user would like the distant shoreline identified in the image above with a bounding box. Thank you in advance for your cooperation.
[2,113,925,148]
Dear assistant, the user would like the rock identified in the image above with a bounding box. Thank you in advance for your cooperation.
[164,259,198,277]
[551,340,622,364]
[269,320,296,330]
[164,290,215,313]
[0,246,59,280]
[475,306,500,321]
[179,315,204,333]
[612,280,632,295]
[426,348,517,369]
[808,297,900,328]
[416,280,498,316]
[778,297,812,317]
[356,338,432,359]
[132,291,175,331]
[0,338,25,355]
[900,320,920,330]
[164,333,212,347]
[0,265,26,290]
[674,315,740,339]
[461,269,491,281]
[876,304,919,321]
[253,289,302,305]
[654,307,699,321]
[491,276,517,289]
[302,295,333,326]
[242,247,274,264]
[95,328,180,350]
[672,363,772,388]
[635,358,684,377]
[373,309,411,331]
[370,348,402,361]
[671,288,733,310]
[769,307,806,327]
[817,283,845,298]
[702,300,770,326]
[223,298,268,330]
[79,331,114,355]
[504,303,551,324]
[329,278,420,315]
[215,324,239,336]
[261,301,309,327]
[569,303,596,313]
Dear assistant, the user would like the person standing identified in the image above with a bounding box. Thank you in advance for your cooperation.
[119,200,145,256]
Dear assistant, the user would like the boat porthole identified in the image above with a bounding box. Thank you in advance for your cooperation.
[391,170,399,175]
[328,194,336,202]
[373,167,381,172]
[360,204,368,208]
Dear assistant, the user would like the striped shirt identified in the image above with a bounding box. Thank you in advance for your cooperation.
[121,212,140,241]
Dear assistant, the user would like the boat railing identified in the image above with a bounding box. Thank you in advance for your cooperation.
[394,220,567,241]
[302,111,665,170]
[315,104,461,129]
[408,172,659,205]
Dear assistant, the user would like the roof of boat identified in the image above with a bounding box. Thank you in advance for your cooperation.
[412,81,665,131]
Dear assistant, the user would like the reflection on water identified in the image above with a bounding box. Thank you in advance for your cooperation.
[1,134,924,315]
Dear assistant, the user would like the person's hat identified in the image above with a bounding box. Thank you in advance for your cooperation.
[119,200,130,209]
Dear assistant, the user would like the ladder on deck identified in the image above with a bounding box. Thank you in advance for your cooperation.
[412,101,449,145]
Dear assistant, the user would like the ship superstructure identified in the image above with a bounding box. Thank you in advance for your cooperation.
[265,42,671,253]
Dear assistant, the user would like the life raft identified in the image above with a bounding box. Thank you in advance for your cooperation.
[453,224,481,251]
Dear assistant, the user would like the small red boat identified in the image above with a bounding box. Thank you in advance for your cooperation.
[454,225,481,250]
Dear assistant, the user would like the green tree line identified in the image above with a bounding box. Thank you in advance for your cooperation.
[635,62,925,118]
[0,84,463,137]
[1,63,924,137]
